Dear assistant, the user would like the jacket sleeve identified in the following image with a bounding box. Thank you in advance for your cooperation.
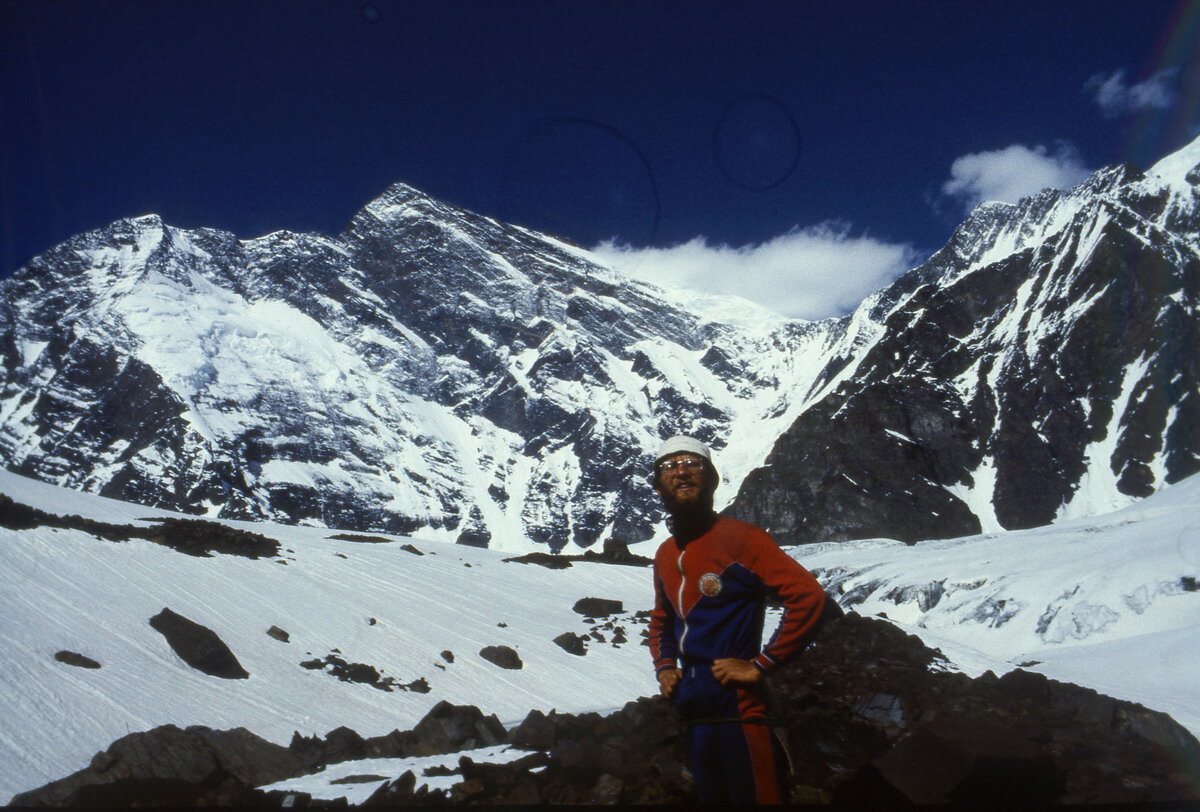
[648,568,679,674]
[744,529,827,673]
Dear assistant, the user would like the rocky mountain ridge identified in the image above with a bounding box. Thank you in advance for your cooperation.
[731,139,1200,543]
[2,138,1198,549]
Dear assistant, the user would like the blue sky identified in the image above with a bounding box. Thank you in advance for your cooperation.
[3,1,1198,318]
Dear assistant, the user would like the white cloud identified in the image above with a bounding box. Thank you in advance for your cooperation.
[591,223,919,321]
[1086,68,1177,118]
[941,143,1091,210]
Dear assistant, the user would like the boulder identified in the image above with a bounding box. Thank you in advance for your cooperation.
[9,725,311,806]
[552,631,587,656]
[148,608,248,679]
[394,701,507,757]
[479,645,522,669]
[572,597,624,617]
[54,650,101,669]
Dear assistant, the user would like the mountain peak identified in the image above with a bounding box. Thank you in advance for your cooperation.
[1147,133,1200,187]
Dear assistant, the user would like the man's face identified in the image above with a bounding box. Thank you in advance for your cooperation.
[654,453,716,512]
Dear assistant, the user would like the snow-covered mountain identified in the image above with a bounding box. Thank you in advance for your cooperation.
[0,185,863,553]
[733,137,1200,544]
[1,138,1198,551]
[2,466,1196,803]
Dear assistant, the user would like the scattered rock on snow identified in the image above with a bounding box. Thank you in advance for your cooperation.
[553,631,588,656]
[148,608,248,679]
[327,533,393,543]
[572,597,624,617]
[21,613,1200,806]
[54,650,101,669]
[266,625,289,642]
[479,645,522,670]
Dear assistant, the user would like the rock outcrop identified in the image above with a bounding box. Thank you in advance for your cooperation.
[375,614,1200,806]
[15,615,1200,806]
[8,725,311,807]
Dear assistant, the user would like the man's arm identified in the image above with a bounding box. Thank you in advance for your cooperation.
[746,528,828,674]
[648,570,681,697]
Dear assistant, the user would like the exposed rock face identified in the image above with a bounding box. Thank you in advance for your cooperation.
[733,152,1200,544]
[0,494,280,559]
[8,725,311,807]
[148,607,249,679]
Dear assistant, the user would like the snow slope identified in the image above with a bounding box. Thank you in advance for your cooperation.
[801,472,1200,733]
[2,467,1198,803]
[0,469,656,802]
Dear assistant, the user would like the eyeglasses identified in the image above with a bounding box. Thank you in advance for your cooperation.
[657,456,706,474]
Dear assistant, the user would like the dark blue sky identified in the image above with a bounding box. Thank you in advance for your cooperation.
[3,0,1198,288]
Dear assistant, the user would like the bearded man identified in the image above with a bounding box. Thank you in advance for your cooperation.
[647,435,830,805]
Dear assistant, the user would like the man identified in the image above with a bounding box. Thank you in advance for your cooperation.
[647,435,829,805]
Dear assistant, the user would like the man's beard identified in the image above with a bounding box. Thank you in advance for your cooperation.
[659,476,717,540]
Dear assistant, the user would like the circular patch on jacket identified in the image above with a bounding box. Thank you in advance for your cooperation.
[699,573,723,597]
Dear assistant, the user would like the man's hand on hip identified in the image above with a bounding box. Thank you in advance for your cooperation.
[657,667,681,699]
[712,657,762,688]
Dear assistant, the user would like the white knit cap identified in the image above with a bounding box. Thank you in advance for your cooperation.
[654,435,713,464]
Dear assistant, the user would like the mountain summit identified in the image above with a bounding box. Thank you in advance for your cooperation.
[733,136,1200,543]
[2,138,1198,550]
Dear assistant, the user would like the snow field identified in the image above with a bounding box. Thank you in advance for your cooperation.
[2,467,1198,803]
[795,473,1200,735]
[0,469,656,802]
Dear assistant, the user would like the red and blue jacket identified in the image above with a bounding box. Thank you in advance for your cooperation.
[649,515,826,675]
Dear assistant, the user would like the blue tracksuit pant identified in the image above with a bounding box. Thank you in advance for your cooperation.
[675,663,789,804]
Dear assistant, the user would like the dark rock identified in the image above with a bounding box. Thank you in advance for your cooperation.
[479,644,522,669]
[320,727,367,763]
[394,701,508,757]
[330,773,389,784]
[509,709,557,749]
[572,597,624,617]
[299,652,413,692]
[404,677,432,693]
[10,725,312,806]
[142,517,280,559]
[54,769,329,808]
[400,543,424,555]
[54,650,101,669]
[502,551,573,568]
[423,764,458,777]
[0,494,280,559]
[267,625,290,642]
[362,769,449,805]
[441,649,455,663]
[553,631,588,656]
[148,607,249,679]
[327,533,393,543]
[397,615,1199,806]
